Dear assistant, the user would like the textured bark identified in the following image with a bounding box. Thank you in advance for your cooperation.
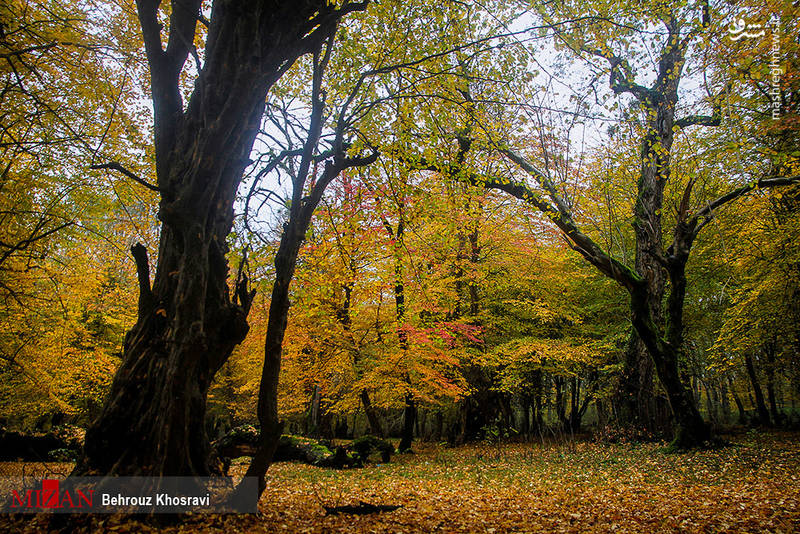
[616,21,712,448]
[618,332,660,430]
[78,0,368,478]
[488,21,714,445]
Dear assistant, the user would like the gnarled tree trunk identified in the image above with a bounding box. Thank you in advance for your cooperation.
[77,0,365,478]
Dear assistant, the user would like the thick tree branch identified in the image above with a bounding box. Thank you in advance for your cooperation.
[579,46,659,104]
[402,150,641,292]
[500,147,573,218]
[130,243,154,317]
[689,175,800,234]
[473,171,641,292]
[90,162,161,192]
[675,113,721,129]
[165,0,202,68]
[135,0,164,68]
[675,89,724,129]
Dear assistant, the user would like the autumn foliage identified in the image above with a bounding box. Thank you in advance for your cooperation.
[1,0,800,530]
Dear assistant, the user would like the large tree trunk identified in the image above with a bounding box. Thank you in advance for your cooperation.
[632,262,711,449]
[77,0,342,476]
[79,0,369,485]
[626,28,711,448]
[617,332,660,431]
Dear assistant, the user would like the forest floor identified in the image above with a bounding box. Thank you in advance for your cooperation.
[1,430,799,533]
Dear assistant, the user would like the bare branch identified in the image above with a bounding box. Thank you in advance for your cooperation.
[90,162,161,192]
[689,175,800,236]
[0,220,72,267]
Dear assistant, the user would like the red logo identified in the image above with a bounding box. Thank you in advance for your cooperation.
[10,479,94,509]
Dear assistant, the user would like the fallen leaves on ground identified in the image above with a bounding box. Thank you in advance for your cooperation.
[2,431,799,533]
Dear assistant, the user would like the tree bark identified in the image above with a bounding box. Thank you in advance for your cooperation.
[744,354,771,426]
[76,0,349,477]
[763,344,781,424]
[728,375,747,424]
[398,393,417,452]
[617,332,659,431]
[361,390,384,437]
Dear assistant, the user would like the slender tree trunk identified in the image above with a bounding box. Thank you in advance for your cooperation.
[720,379,731,424]
[383,200,417,451]
[521,398,530,437]
[744,354,771,426]
[309,385,322,437]
[555,377,567,430]
[398,393,417,452]
[77,0,342,476]
[457,400,468,445]
[244,224,305,488]
[704,380,717,425]
[764,344,781,424]
[361,390,384,437]
[596,399,607,428]
[338,277,385,438]
[728,375,746,424]
[468,221,480,316]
